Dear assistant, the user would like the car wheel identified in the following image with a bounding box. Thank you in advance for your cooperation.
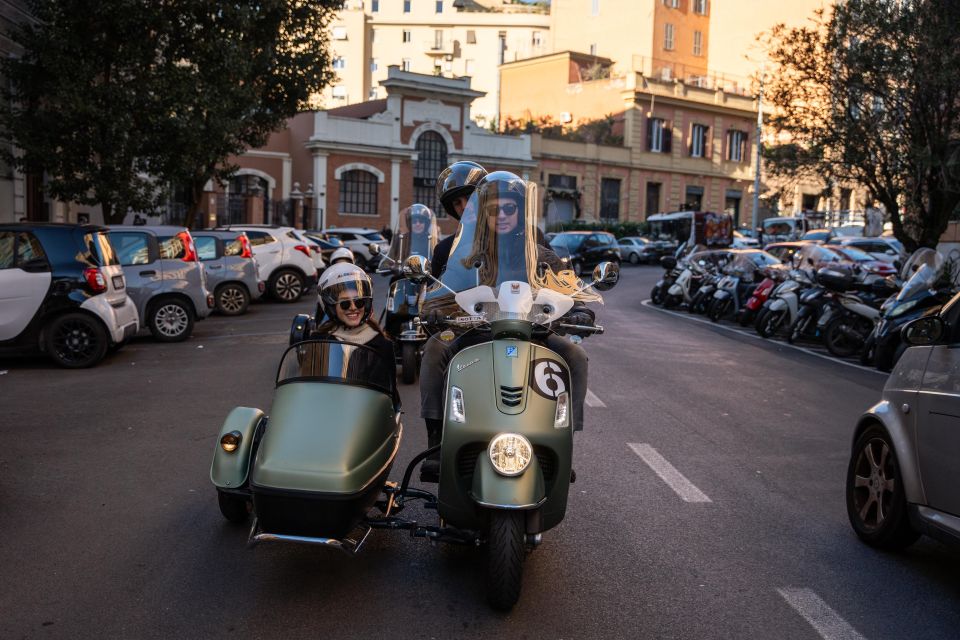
[629,252,640,265]
[216,283,250,316]
[148,298,194,342]
[270,269,304,303]
[846,424,920,550]
[217,490,251,524]
[45,312,109,368]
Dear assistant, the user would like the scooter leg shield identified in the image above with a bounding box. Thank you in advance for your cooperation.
[211,407,264,489]
[470,453,546,510]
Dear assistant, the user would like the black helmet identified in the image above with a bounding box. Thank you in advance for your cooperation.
[436,161,486,219]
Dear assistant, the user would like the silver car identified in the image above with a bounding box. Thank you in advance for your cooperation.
[846,290,960,550]
[192,230,264,315]
[108,225,214,341]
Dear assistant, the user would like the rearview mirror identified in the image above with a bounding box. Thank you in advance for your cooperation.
[901,315,945,347]
[402,254,430,281]
[591,261,619,291]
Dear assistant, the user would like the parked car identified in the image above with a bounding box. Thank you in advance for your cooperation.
[801,228,833,243]
[732,231,760,249]
[216,225,318,302]
[827,236,905,266]
[845,291,960,551]
[617,236,668,264]
[191,230,264,315]
[762,241,811,265]
[109,225,214,341]
[303,231,346,265]
[549,231,621,276]
[0,223,139,367]
[322,227,389,271]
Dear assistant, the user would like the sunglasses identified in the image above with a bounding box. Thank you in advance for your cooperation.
[336,297,370,311]
[489,202,518,217]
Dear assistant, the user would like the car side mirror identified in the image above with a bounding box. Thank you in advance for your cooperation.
[402,254,430,281]
[368,242,382,256]
[19,257,50,273]
[902,315,946,347]
[591,261,619,291]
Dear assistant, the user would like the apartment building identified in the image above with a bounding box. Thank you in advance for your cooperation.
[323,0,550,125]
[0,0,35,223]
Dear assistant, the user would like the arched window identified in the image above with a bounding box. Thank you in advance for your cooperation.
[413,131,448,216]
[339,170,378,216]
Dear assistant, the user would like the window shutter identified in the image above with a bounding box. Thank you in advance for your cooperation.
[687,122,693,156]
[646,118,654,151]
[663,124,673,153]
[704,126,711,158]
[741,132,749,162]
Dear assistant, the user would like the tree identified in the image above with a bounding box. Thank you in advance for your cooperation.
[764,0,960,251]
[1,0,339,225]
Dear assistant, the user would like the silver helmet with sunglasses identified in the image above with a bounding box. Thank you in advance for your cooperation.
[318,263,374,325]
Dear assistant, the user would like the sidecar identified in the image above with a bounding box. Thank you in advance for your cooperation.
[211,339,401,542]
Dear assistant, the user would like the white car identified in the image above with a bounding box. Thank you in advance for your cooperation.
[827,236,905,266]
[321,227,389,271]
[732,231,760,249]
[218,225,319,302]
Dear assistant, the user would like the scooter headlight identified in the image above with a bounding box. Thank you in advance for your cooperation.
[488,433,533,476]
[888,299,918,318]
[449,386,466,423]
[554,392,570,428]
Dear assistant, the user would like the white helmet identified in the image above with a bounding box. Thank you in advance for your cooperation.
[318,263,373,324]
[330,247,355,265]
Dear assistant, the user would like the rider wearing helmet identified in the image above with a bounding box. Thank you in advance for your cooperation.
[431,161,488,278]
[418,170,591,483]
[329,247,355,265]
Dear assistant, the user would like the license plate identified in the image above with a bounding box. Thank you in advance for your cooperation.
[112,275,125,290]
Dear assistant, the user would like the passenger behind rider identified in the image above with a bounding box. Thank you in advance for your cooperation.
[313,263,399,406]
[418,168,591,482]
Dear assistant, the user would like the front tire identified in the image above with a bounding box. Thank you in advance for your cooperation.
[708,298,730,322]
[846,424,919,550]
[401,342,417,385]
[270,269,304,303]
[757,308,786,339]
[216,283,250,316]
[486,510,525,611]
[824,315,871,358]
[217,490,251,524]
[148,298,194,342]
[45,312,109,368]
[650,284,664,305]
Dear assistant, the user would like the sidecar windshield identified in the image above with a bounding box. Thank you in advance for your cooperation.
[387,204,438,263]
[276,339,394,397]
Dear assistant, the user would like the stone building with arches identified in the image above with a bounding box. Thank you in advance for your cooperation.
[224,67,536,236]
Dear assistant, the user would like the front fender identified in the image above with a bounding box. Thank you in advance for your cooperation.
[854,400,924,505]
[469,452,546,509]
[210,407,264,489]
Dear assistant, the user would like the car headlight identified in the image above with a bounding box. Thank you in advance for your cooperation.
[554,392,570,428]
[488,433,533,476]
[888,299,918,317]
[449,386,466,423]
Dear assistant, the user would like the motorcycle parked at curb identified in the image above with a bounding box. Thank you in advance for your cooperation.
[817,266,884,358]
[708,254,763,323]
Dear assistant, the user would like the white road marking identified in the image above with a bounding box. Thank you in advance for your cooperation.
[585,389,606,407]
[627,443,711,503]
[640,300,886,376]
[777,588,867,640]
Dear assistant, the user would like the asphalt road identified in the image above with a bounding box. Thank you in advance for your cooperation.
[2,266,960,639]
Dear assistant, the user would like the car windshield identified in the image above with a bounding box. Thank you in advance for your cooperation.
[276,339,394,396]
[388,205,438,263]
[363,232,386,243]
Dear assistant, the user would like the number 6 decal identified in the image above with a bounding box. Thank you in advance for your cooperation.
[530,358,569,399]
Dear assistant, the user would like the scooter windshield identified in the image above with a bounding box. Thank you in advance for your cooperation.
[276,339,394,397]
[899,248,942,282]
[387,204,438,263]
[896,263,940,302]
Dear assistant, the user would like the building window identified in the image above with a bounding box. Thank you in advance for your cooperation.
[414,131,448,216]
[404,0,411,13]
[548,174,578,190]
[727,130,747,162]
[332,85,347,100]
[339,170,378,215]
[332,56,346,70]
[690,124,708,158]
[436,0,443,12]
[664,0,681,7]
[600,178,621,221]
[332,26,347,40]
[693,0,707,14]
[402,58,411,71]
[467,30,476,44]
[591,0,600,15]
[693,30,703,56]
[647,117,671,153]
[664,24,674,51]
[372,0,379,11]
[532,31,541,47]
[434,30,443,49]
[645,182,662,217]
[402,30,411,43]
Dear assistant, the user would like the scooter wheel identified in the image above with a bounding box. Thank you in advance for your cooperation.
[650,285,663,305]
[217,490,250,524]
[401,342,417,384]
[758,309,786,339]
[486,510,525,611]
[708,299,729,323]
